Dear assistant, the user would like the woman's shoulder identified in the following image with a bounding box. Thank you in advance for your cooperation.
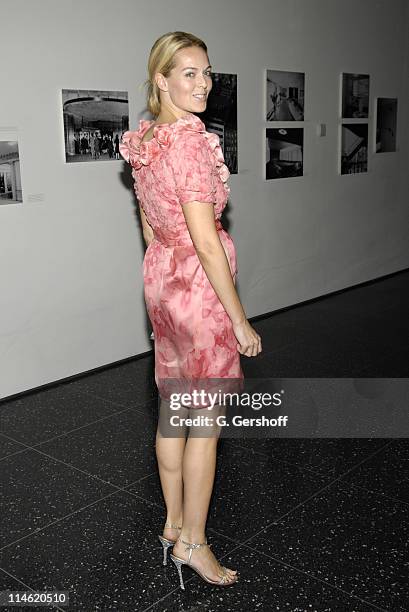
[170,115,231,187]
[170,113,221,157]
[119,112,226,173]
[170,118,209,155]
[171,112,207,139]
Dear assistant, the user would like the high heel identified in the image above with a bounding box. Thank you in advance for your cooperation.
[169,537,239,590]
[158,522,181,566]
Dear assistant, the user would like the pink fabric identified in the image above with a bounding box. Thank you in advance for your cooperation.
[120,112,243,400]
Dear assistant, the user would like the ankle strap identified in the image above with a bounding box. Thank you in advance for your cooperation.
[164,522,182,529]
[178,536,211,564]
[179,537,208,549]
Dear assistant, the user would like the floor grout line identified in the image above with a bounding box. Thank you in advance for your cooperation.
[139,441,395,611]
[142,526,387,612]
[341,479,409,507]
[75,388,158,412]
[227,539,387,611]
[224,438,408,506]
[240,440,394,531]
[0,394,158,464]
[0,487,390,612]
[0,434,400,556]
[0,480,163,553]
[0,430,156,492]
[0,431,164,552]
[0,400,401,610]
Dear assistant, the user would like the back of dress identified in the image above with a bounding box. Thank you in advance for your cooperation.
[119,112,243,402]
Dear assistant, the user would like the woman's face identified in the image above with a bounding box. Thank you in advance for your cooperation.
[156,46,213,116]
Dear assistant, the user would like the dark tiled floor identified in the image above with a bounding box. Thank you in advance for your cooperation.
[0,270,408,610]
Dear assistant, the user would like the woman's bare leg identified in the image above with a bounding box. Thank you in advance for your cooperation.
[155,398,187,539]
[172,408,238,582]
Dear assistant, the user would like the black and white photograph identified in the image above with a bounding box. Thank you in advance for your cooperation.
[0,139,23,204]
[376,97,398,152]
[199,72,238,173]
[62,89,129,163]
[341,123,368,174]
[265,127,303,179]
[341,72,370,118]
[265,69,305,121]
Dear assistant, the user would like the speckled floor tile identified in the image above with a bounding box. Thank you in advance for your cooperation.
[223,438,391,478]
[0,385,129,446]
[128,442,333,542]
[62,355,158,408]
[31,404,159,487]
[356,347,409,377]
[0,435,28,460]
[0,446,116,548]
[249,334,407,377]
[146,543,382,612]
[0,491,237,611]
[242,339,358,377]
[248,276,409,378]
[247,480,408,611]
[250,307,374,359]
[244,317,301,355]
[338,439,409,503]
[208,444,333,540]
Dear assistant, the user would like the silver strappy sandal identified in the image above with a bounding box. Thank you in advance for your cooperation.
[169,536,239,590]
[158,522,181,565]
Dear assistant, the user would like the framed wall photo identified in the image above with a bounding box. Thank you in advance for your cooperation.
[265,69,305,121]
[375,97,398,153]
[0,133,23,205]
[265,127,304,180]
[199,72,238,174]
[340,123,368,174]
[62,89,129,163]
[341,73,370,119]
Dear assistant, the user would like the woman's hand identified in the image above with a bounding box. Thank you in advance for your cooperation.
[232,319,262,357]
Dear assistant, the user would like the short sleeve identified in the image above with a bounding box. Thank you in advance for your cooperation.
[170,131,216,205]
[119,131,140,168]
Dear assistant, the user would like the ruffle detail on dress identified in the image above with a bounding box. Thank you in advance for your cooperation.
[119,112,230,195]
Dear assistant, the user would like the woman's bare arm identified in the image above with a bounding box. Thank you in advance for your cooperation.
[182,201,262,356]
[181,201,246,324]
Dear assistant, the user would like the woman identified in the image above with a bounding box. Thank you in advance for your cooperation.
[119,31,262,589]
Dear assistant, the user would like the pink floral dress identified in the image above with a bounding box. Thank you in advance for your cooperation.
[119,112,243,401]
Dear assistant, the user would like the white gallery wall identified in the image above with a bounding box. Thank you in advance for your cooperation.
[1,0,408,399]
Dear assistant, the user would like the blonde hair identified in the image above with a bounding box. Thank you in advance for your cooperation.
[142,31,208,118]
